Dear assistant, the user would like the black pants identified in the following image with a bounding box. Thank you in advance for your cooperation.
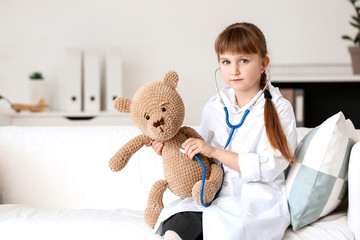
[160,211,203,240]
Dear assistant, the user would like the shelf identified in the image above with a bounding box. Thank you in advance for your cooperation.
[9,111,122,118]
[271,74,360,83]
[5,111,133,126]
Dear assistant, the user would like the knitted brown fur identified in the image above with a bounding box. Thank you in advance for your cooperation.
[109,70,223,228]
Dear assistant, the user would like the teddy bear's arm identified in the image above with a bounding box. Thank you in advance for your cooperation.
[109,134,151,172]
[180,126,204,140]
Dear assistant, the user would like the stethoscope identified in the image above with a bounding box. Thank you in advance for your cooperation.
[180,67,271,208]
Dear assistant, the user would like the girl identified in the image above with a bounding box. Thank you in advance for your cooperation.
[149,22,298,240]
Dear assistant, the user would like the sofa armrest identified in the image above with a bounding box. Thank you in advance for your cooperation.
[348,142,360,239]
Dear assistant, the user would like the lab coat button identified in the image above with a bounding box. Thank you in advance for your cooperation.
[223,181,228,186]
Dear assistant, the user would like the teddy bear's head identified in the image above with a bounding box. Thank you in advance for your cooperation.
[114,70,185,141]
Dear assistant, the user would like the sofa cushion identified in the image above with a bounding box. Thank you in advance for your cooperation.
[286,112,358,230]
[0,205,161,240]
[0,126,165,210]
[348,142,360,240]
[282,211,354,240]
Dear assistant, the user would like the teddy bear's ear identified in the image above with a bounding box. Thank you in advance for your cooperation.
[163,70,179,89]
[113,97,132,113]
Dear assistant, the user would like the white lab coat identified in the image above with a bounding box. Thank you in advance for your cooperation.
[155,84,298,240]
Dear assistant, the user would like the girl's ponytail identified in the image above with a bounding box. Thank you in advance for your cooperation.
[264,96,297,165]
[261,72,297,165]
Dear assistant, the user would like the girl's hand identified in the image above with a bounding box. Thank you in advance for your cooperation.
[182,138,216,160]
[146,140,164,156]
[182,138,240,171]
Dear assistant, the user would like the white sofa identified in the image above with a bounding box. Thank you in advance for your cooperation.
[0,125,358,240]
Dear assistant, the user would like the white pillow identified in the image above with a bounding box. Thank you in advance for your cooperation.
[348,142,360,239]
[286,112,358,230]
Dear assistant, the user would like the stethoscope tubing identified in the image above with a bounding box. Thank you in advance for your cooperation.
[224,107,250,150]
[194,155,222,207]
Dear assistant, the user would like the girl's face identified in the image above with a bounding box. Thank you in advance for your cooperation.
[219,52,269,103]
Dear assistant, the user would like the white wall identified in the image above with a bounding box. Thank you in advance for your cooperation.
[0,0,355,124]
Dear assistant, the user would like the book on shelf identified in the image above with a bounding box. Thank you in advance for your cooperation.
[279,88,304,127]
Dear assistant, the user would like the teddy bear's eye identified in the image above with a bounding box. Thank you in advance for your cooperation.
[145,115,150,120]
[161,107,166,112]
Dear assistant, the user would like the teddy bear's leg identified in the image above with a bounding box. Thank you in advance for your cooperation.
[192,164,224,206]
[144,179,168,228]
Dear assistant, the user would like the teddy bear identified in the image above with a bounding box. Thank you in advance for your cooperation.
[109,70,224,228]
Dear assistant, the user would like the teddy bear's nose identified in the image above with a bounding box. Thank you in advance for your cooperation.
[153,118,165,128]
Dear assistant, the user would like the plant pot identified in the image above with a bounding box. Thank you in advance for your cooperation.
[349,46,360,74]
[29,80,45,105]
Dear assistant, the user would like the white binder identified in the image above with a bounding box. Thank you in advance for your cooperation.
[105,49,123,112]
[295,89,305,127]
[83,48,101,112]
[64,48,82,112]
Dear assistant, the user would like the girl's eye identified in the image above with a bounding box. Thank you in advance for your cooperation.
[222,60,230,65]
[145,115,150,120]
[240,59,248,64]
[161,107,166,112]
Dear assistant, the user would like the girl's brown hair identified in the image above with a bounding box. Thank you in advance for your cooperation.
[215,22,296,165]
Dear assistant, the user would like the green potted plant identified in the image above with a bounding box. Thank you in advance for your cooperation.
[342,0,360,74]
[28,71,46,104]
[29,72,44,80]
